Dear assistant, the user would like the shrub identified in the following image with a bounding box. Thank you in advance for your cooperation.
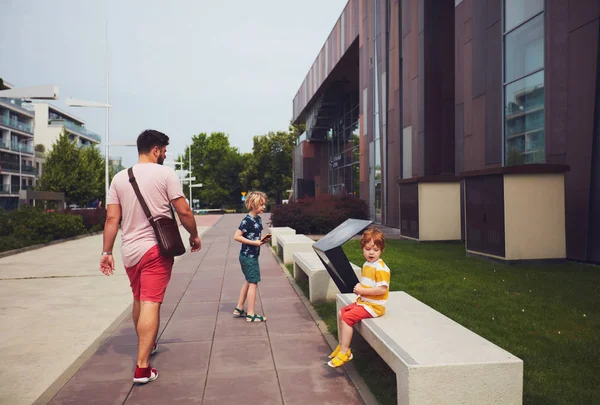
[270,195,369,234]
[0,207,87,252]
[67,208,106,231]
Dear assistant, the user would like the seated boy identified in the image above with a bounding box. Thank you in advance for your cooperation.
[328,227,390,368]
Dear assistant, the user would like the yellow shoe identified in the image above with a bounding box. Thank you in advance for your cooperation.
[329,345,341,359]
[327,349,353,368]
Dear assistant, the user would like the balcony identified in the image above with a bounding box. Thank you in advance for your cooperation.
[0,98,34,117]
[0,115,33,134]
[50,119,101,143]
[0,184,30,195]
[0,161,38,175]
[10,141,34,154]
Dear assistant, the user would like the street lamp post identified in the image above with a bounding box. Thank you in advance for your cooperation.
[65,98,113,200]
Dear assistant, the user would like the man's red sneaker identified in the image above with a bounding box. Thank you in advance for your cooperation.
[133,365,158,384]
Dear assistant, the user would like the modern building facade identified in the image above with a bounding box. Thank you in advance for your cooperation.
[32,103,101,152]
[292,0,600,263]
[0,82,37,211]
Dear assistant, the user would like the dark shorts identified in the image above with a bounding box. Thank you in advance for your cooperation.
[239,255,261,283]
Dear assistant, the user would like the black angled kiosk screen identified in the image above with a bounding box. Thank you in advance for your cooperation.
[312,218,373,293]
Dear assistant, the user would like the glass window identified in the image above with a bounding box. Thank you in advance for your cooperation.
[505,0,544,32]
[505,13,544,83]
[504,70,545,165]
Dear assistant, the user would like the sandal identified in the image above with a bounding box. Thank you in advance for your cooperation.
[329,345,341,359]
[233,307,246,317]
[327,349,353,368]
[246,314,267,322]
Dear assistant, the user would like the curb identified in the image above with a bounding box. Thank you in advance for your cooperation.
[0,231,104,259]
[267,246,380,405]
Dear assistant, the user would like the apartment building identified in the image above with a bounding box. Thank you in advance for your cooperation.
[32,103,101,152]
[0,82,37,211]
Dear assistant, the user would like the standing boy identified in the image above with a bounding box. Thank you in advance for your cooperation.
[233,191,270,322]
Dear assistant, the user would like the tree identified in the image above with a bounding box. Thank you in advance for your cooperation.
[183,132,244,209]
[37,130,105,206]
[74,146,105,205]
[240,122,297,203]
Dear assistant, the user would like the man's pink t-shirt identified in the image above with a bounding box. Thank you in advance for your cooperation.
[107,163,185,267]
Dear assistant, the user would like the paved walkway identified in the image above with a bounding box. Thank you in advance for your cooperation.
[0,217,215,405]
[46,214,364,405]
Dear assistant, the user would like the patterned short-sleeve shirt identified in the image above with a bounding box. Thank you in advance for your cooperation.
[238,214,263,258]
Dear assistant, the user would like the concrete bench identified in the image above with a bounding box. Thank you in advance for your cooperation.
[292,252,361,303]
[336,292,523,405]
[277,234,314,264]
[267,226,296,248]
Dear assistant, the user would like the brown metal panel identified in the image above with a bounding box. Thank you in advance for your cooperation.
[485,22,502,165]
[472,95,486,171]
[565,20,599,260]
[465,16,473,43]
[412,76,420,175]
[546,0,569,158]
[472,0,487,98]
[456,104,465,174]
[455,2,465,106]
[486,0,501,28]
[464,41,473,136]
[399,183,419,238]
[465,175,505,257]
[403,37,413,126]
[463,0,473,21]
[568,0,600,33]
[402,0,411,37]
[410,0,419,79]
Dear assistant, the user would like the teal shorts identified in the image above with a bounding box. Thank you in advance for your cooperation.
[239,255,261,283]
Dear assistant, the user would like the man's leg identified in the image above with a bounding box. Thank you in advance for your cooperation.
[136,301,161,368]
[132,300,141,331]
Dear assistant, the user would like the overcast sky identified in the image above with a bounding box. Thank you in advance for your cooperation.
[0,0,347,166]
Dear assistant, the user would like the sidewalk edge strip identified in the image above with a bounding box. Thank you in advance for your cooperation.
[31,303,133,405]
[267,246,380,405]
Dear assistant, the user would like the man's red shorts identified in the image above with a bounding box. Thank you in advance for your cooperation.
[125,245,174,303]
[340,302,373,327]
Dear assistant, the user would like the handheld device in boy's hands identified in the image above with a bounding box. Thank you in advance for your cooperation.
[261,234,272,243]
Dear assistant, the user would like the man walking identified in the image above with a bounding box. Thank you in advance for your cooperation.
[99,129,201,383]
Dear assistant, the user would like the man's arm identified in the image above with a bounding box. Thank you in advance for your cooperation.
[172,197,197,237]
[172,197,201,252]
[100,204,121,276]
[103,204,121,252]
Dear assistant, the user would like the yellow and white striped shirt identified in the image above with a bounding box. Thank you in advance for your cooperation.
[356,259,390,317]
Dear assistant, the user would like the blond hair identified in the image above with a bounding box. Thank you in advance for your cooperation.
[245,191,267,211]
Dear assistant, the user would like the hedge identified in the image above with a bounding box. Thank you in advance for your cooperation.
[270,195,369,234]
[0,207,90,253]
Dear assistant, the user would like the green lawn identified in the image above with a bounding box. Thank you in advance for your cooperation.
[324,239,600,405]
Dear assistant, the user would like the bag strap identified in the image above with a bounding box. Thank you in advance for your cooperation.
[128,166,176,223]
[128,167,155,224]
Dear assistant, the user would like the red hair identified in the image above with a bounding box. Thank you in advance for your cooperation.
[360,227,385,251]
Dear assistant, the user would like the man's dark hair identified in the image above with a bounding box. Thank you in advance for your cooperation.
[137,129,170,154]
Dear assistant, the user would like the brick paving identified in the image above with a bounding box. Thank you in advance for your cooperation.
[47,214,364,405]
